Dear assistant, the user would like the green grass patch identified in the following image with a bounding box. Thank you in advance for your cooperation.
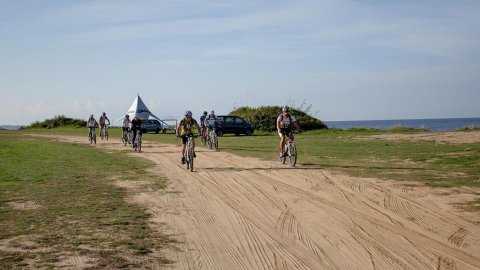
[0,131,173,268]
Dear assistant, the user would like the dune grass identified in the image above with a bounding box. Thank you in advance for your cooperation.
[0,131,173,269]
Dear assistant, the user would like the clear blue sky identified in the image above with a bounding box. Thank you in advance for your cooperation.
[1,0,479,125]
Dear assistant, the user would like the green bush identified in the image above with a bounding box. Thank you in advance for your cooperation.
[387,124,429,133]
[229,106,327,131]
[22,115,86,129]
[456,125,480,131]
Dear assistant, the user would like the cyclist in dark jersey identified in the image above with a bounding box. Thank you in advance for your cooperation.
[199,111,208,140]
[131,116,143,148]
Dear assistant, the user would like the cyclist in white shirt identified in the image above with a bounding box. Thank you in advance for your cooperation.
[87,114,99,137]
[205,110,219,134]
[122,115,131,144]
[276,106,300,157]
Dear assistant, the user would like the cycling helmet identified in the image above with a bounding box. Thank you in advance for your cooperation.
[185,110,192,117]
[203,111,207,115]
[102,112,106,115]
[125,114,129,118]
[210,110,215,115]
[282,105,290,112]
[90,114,94,118]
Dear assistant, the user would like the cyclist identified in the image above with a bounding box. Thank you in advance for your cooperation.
[98,112,110,139]
[276,106,300,157]
[199,111,208,140]
[205,110,220,136]
[122,114,131,144]
[99,112,110,128]
[176,110,200,164]
[87,114,99,138]
[131,116,143,148]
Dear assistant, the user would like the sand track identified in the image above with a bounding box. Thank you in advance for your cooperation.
[40,135,480,269]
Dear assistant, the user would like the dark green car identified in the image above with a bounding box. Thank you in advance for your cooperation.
[216,115,254,136]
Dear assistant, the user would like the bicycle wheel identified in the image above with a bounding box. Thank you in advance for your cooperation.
[214,134,218,151]
[188,148,194,172]
[185,145,190,170]
[208,132,213,149]
[122,132,127,146]
[100,127,104,140]
[288,142,297,167]
[201,131,207,146]
[138,136,142,153]
[279,151,286,164]
[105,129,109,140]
[93,132,96,144]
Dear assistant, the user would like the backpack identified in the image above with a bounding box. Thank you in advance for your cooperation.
[279,113,292,123]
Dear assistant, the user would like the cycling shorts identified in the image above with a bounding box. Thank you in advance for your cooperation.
[181,133,194,144]
[278,128,292,138]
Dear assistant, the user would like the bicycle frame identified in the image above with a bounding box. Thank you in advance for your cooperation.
[201,126,208,146]
[89,127,96,144]
[185,135,195,171]
[280,131,297,167]
[121,128,130,146]
[134,130,142,153]
[207,127,218,151]
[100,125,109,140]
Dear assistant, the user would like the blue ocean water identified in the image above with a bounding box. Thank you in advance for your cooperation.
[0,125,23,130]
[324,118,480,131]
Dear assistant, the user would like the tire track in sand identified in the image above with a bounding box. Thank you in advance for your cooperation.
[37,135,480,270]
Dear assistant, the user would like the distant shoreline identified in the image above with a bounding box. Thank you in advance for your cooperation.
[325,117,480,131]
[0,125,23,130]
[3,117,480,132]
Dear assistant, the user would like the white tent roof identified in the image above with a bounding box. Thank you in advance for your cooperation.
[113,94,167,126]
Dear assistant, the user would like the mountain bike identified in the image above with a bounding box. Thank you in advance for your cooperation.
[134,130,142,153]
[200,126,207,146]
[280,131,297,167]
[121,128,131,146]
[88,127,96,144]
[185,134,198,172]
[207,127,219,151]
[100,125,109,140]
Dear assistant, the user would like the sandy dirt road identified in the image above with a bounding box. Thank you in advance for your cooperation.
[45,135,480,270]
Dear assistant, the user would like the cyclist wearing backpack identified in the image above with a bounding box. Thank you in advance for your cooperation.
[205,110,220,133]
[276,106,300,157]
[99,112,110,128]
[98,112,110,140]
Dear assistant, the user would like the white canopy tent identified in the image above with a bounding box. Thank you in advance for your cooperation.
[113,94,169,127]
